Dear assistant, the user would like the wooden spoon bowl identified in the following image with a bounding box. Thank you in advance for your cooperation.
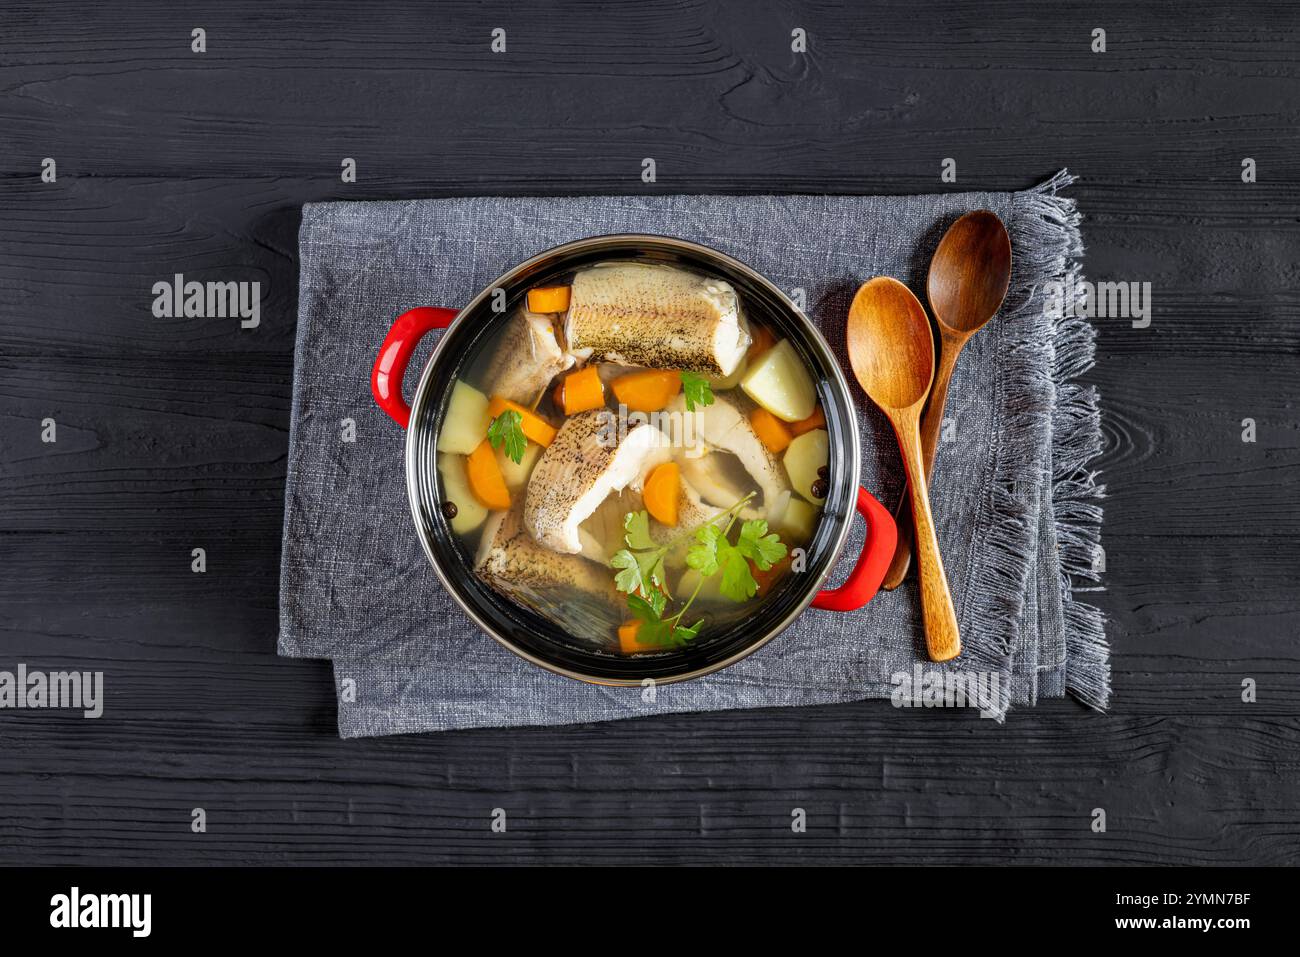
[846,277,935,410]
[881,210,1011,590]
[928,210,1013,335]
[847,278,961,662]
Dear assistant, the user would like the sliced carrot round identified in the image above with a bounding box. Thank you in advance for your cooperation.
[465,440,511,510]
[526,286,571,314]
[643,462,680,527]
[561,365,605,415]
[610,369,681,413]
[747,324,776,361]
[749,406,793,453]
[486,395,557,447]
[789,404,826,436]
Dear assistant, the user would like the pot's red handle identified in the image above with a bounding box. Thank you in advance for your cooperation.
[811,486,898,612]
[371,306,459,429]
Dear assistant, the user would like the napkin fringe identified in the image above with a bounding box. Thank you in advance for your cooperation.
[1030,172,1110,711]
[962,170,1107,717]
[957,174,1069,717]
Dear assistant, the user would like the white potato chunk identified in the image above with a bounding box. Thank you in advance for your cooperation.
[436,452,488,534]
[783,428,829,504]
[495,441,541,491]
[740,339,817,422]
[777,497,819,543]
[436,381,491,455]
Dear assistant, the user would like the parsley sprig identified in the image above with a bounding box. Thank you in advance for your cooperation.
[686,516,787,602]
[679,371,715,412]
[625,586,700,649]
[486,409,527,464]
[611,491,787,648]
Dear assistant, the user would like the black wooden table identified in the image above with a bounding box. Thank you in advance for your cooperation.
[1,1,1296,865]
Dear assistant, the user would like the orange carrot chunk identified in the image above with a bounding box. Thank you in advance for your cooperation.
[747,325,776,361]
[643,462,681,527]
[618,620,651,654]
[561,365,605,415]
[749,407,793,453]
[487,396,557,447]
[526,286,571,313]
[610,369,681,413]
[789,404,826,436]
[750,554,793,596]
[465,440,511,510]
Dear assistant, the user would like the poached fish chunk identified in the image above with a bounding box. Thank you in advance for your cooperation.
[678,452,763,521]
[564,262,751,377]
[668,391,789,514]
[476,506,612,597]
[524,411,669,554]
[475,505,621,638]
[483,308,574,406]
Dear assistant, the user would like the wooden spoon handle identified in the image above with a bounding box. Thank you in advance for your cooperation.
[896,414,961,661]
[881,344,960,590]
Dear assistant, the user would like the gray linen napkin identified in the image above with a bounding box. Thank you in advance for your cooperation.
[278,172,1107,736]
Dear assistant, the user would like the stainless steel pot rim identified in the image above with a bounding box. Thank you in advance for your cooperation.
[402,233,863,686]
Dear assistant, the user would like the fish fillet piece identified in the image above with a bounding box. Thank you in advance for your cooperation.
[484,308,574,406]
[565,262,751,376]
[524,411,670,554]
[476,505,621,638]
[678,452,763,521]
[577,489,642,565]
[668,392,789,514]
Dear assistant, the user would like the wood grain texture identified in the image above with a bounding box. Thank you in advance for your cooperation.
[1,0,1298,865]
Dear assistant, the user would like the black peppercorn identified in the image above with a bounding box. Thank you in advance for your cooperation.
[441,500,458,520]
[817,466,829,480]
[810,479,828,500]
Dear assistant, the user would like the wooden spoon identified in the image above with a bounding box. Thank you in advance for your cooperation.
[881,210,1012,590]
[846,278,961,662]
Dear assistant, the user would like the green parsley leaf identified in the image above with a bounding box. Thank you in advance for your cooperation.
[671,619,703,645]
[626,592,673,646]
[717,545,759,603]
[622,510,656,550]
[646,553,669,594]
[627,590,700,649]
[612,493,768,651]
[680,371,715,412]
[610,549,643,595]
[637,619,673,647]
[486,409,527,464]
[627,591,664,622]
[685,523,724,576]
[736,519,787,570]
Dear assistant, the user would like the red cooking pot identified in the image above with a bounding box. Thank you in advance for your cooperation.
[371,235,896,684]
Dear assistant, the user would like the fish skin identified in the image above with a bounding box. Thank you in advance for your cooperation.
[565,262,751,376]
[524,411,670,554]
[475,506,622,643]
[484,308,573,406]
[476,505,612,597]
